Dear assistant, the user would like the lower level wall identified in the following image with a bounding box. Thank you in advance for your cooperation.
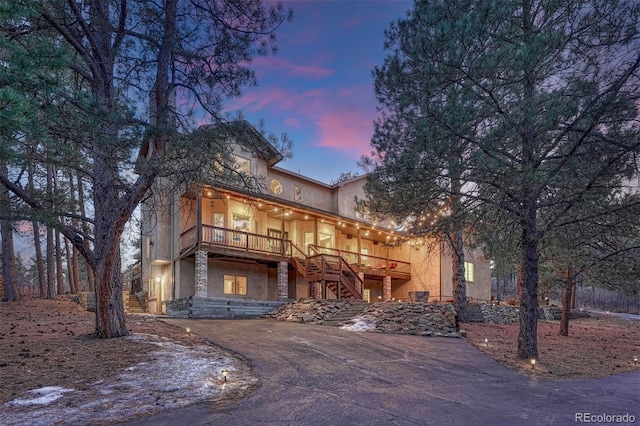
[166,297,286,318]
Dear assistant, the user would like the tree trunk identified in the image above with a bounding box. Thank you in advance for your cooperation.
[46,164,54,298]
[67,170,80,293]
[451,230,468,322]
[517,190,540,358]
[570,283,576,309]
[28,163,46,297]
[93,250,126,338]
[33,220,46,297]
[0,163,19,301]
[517,1,540,360]
[559,266,574,336]
[55,230,64,295]
[76,173,94,292]
[449,170,467,322]
[65,237,77,294]
[0,219,19,301]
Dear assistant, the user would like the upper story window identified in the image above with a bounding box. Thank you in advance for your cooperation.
[464,261,475,282]
[233,155,250,176]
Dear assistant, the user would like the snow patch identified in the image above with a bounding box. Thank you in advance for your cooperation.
[5,386,74,407]
[0,333,258,426]
[340,316,376,332]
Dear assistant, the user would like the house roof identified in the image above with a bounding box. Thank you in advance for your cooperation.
[196,120,283,167]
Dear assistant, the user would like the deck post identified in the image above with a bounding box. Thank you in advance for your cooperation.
[383,276,391,301]
[195,191,202,249]
[277,261,288,300]
[195,249,208,297]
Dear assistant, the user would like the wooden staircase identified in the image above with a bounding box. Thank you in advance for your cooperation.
[291,253,363,300]
[128,293,146,314]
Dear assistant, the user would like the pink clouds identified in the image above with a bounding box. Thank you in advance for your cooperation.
[315,108,374,156]
[227,83,376,158]
[251,56,333,79]
[227,86,328,113]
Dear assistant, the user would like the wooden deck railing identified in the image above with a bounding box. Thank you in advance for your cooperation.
[181,225,295,257]
[308,244,411,275]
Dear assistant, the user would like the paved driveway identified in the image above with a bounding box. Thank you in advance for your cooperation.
[126,319,639,426]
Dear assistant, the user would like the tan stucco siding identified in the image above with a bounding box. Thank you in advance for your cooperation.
[440,245,491,303]
[265,169,334,211]
[206,260,273,300]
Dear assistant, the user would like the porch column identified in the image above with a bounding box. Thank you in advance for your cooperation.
[195,249,208,298]
[357,272,365,295]
[277,261,288,300]
[383,276,392,302]
[314,282,322,299]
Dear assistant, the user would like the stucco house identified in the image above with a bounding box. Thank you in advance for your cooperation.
[139,121,490,315]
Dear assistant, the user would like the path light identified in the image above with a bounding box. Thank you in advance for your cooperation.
[186,327,191,335]
[634,355,638,365]
[531,359,536,369]
[484,337,489,347]
[222,368,228,382]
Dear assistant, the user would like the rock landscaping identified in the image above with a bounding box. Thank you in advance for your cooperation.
[265,299,460,338]
[479,304,520,324]
[476,304,590,324]
[264,298,361,324]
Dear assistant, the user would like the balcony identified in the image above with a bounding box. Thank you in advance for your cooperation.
[179,225,411,281]
[180,225,305,259]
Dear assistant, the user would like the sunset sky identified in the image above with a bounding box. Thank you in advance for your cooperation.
[226,0,412,183]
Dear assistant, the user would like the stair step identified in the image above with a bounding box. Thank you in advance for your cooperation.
[320,303,369,326]
[127,295,146,314]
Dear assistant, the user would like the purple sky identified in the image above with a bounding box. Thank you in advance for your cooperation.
[226,0,412,183]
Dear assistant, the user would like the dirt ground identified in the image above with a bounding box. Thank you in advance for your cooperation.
[462,315,640,380]
[1,298,639,406]
[0,297,212,404]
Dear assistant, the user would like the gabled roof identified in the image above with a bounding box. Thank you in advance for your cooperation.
[196,120,283,167]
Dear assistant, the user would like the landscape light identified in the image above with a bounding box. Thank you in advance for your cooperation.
[186,327,191,335]
[531,359,536,369]
[222,368,228,382]
[634,355,638,365]
[484,337,489,346]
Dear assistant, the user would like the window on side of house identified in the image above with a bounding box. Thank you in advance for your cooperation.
[233,155,250,176]
[464,261,475,282]
[224,275,247,295]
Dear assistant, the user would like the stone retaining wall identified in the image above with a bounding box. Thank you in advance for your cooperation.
[267,299,460,338]
[347,302,459,337]
[476,304,588,324]
[264,298,358,323]
[479,304,520,324]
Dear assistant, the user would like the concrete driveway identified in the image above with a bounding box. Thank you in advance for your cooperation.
[125,319,639,426]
